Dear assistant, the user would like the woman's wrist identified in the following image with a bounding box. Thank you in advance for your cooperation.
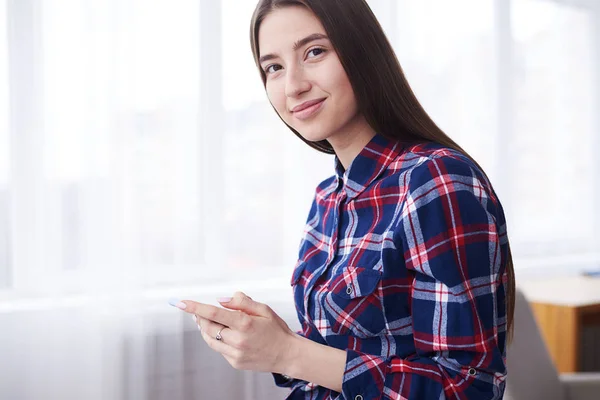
[278,331,346,393]
[277,332,305,378]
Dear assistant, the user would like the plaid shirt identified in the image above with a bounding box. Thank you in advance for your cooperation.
[272,134,509,399]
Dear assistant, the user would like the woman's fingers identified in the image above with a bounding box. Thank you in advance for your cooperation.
[195,316,240,357]
[178,300,244,330]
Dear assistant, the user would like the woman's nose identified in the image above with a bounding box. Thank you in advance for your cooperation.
[285,66,311,98]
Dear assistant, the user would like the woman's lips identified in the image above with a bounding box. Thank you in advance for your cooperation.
[292,99,326,120]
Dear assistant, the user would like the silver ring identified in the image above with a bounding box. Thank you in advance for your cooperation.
[215,327,224,341]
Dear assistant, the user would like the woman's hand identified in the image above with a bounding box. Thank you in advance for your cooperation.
[175,292,299,374]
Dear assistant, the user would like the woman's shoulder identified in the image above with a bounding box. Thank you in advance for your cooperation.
[391,141,491,188]
[395,141,473,168]
[384,142,505,214]
[388,142,507,233]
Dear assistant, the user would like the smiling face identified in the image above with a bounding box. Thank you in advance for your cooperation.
[257,5,368,144]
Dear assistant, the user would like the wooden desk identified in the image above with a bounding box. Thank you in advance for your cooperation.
[518,276,600,373]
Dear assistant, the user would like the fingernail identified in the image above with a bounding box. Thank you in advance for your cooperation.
[192,314,197,323]
[168,297,187,310]
[217,297,232,303]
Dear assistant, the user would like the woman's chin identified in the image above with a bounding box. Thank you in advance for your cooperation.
[295,129,331,143]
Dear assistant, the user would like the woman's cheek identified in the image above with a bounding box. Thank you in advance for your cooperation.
[271,97,289,123]
[266,87,284,115]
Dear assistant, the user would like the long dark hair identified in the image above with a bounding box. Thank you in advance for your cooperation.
[250,0,515,343]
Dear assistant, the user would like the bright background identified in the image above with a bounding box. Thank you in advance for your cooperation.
[0,0,598,398]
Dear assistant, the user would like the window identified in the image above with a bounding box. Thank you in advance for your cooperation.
[0,0,10,289]
[510,0,597,262]
[1,0,598,295]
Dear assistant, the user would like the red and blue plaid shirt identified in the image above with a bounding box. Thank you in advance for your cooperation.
[273,134,509,399]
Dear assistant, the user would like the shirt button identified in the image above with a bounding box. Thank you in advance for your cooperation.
[468,368,477,376]
[346,286,353,295]
[355,395,363,400]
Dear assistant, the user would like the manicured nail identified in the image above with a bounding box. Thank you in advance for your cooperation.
[217,297,232,303]
[168,297,187,310]
[192,314,197,323]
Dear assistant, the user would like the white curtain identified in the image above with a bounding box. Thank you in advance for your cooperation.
[0,0,598,399]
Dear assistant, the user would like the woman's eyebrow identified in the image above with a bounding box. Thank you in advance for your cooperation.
[259,33,329,64]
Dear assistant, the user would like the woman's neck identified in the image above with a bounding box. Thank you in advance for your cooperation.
[328,119,376,170]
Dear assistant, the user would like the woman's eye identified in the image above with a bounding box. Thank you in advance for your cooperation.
[307,48,325,58]
[265,64,282,74]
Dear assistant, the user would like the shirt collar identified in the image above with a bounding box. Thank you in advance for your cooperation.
[334,134,403,200]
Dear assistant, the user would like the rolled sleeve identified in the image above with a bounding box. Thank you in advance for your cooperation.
[342,349,388,399]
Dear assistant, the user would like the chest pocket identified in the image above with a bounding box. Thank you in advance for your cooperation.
[323,265,385,337]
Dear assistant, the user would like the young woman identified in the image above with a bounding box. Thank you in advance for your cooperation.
[174,0,515,399]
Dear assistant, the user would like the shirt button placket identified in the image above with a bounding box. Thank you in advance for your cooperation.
[327,190,345,268]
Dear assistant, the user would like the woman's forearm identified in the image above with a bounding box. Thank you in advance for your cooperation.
[281,333,346,393]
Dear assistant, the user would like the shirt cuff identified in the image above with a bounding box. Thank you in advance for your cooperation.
[271,372,298,388]
[342,349,388,400]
